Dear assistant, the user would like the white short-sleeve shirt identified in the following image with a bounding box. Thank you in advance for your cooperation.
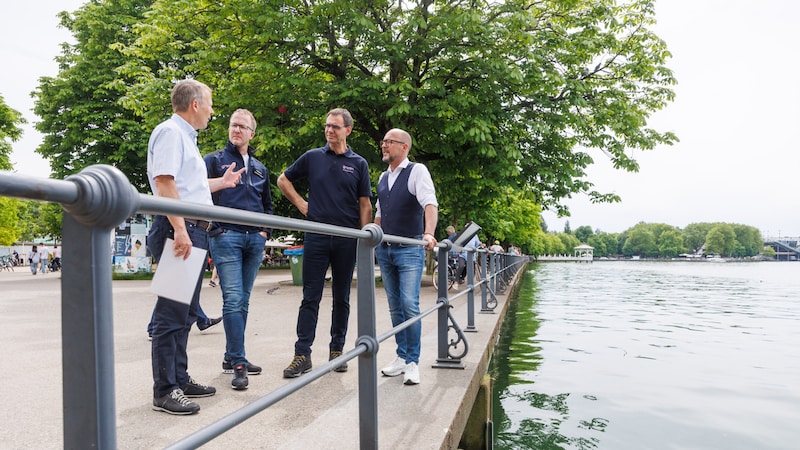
[147,114,212,206]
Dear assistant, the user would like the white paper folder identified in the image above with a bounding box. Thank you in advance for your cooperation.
[150,238,208,304]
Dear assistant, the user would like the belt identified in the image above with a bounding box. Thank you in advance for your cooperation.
[185,219,213,232]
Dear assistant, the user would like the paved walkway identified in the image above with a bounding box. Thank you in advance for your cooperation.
[0,264,515,449]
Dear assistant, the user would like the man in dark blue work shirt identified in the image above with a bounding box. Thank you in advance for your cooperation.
[204,108,273,391]
[277,108,372,378]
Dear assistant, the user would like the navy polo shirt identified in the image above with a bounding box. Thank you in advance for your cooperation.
[283,144,372,228]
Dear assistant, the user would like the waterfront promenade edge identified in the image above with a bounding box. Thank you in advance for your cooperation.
[0,265,519,449]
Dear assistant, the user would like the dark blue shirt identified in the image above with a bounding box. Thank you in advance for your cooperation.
[283,144,371,228]
[204,141,273,233]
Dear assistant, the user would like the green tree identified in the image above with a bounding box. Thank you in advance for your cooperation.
[761,246,776,259]
[0,94,26,170]
[586,233,607,256]
[657,229,685,258]
[622,225,657,257]
[601,232,622,256]
[118,0,676,220]
[557,232,581,254]
[34,0,677,242]
[731,224,762,257]
[33,0,154,190]
[0,197,22,245]
[682,223,712,254]
[475,188,545,255]
[573,225,594,244]
[705,224,736,256]
[538,233,566,256]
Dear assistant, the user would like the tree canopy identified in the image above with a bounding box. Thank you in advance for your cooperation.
[0,94,26,171]
[538,221,764,259]
[33,0,677,245]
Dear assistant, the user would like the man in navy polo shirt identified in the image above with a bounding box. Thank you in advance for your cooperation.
[277,108,372,378]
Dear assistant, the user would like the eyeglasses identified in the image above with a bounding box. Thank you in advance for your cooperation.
[325,123,345,130]
[380,139,406,146]
[230,123,254,131]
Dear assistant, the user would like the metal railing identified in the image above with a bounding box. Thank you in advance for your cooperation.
[0,165,526,449]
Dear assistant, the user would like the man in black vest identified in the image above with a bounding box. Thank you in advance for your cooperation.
[374,128,439,385]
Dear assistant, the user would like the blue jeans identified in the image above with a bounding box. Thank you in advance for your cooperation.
[209,229,266,365]
[376,241,425,364]
[294,233,357,356]
[148,215,209,398]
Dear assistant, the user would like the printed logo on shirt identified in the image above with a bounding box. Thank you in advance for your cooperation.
[253,168,265,179]
[342,164,355,174]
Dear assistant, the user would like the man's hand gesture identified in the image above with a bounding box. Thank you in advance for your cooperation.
[221,161,246,188]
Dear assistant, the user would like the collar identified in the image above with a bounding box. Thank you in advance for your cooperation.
[388,157,411,174]
[225,140,254,156]
[323,142,353,156]
[170,113,198,140]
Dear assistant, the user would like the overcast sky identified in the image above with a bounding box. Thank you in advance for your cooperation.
[2,1,798,239]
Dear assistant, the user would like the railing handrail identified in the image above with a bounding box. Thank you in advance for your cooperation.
[0,165,526,449]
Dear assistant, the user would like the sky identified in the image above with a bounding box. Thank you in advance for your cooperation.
[1,1,798,239]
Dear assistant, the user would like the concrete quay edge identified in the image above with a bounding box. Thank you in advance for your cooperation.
[0,266,521,449]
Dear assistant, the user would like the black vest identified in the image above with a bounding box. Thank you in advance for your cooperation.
[377,163,423,237]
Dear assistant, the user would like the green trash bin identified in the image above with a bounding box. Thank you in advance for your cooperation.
[285,246,304,286]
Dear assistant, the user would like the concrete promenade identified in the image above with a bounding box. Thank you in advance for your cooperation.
[0,265,518,449]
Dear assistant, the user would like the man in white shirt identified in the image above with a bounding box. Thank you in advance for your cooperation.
[37,245,51,273]
[374,128,438,385]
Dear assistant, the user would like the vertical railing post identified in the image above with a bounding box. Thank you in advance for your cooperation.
[464,249,476,332]
[433,240,466,369]
[61,165,139,449]
[435,241,451,362]
[489,253,497,294]
[479,251,490,313]
[356,224,382,449]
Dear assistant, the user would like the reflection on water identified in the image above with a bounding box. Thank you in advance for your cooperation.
[491,262,800,450]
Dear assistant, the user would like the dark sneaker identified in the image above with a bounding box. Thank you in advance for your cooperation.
[222,360,262,375]
[232,364,248,390]
[181,378,216,398]
[329,351,348,373]
[197,317,222,331]
[283,355,312,378]
[152,389,200,415]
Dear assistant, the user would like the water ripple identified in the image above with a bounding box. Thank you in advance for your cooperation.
[492,261,800,450]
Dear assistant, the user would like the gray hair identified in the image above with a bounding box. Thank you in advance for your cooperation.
[327,108,353,128]
[171,79,211,112]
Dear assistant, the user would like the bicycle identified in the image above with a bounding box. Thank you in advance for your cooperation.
[431,252,484,291]
[431,254,459,290]
[0,255,14,272]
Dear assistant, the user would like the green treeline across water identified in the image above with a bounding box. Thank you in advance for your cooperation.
[543,221,766,258]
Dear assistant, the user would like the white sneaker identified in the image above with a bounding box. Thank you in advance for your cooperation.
[403,362,420,385]
[381,357,406,377]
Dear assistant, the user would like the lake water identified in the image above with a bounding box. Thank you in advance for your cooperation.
[491,261,800,449]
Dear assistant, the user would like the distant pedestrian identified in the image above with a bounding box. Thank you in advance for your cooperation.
[489,240,504,253]
[52,244,62,271]
[38,245,51,274]
[30,245,39,275]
